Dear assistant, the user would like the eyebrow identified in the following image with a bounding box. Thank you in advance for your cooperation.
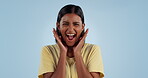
[62,21,80,23]
[73,22,80,23]
[62,21,68,23]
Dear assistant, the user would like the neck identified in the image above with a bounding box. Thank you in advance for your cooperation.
[67,46,73,52]
[67,46,74,58]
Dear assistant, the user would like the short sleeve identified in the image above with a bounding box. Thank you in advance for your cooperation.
[38,46,54,78]
[88,45,105,78]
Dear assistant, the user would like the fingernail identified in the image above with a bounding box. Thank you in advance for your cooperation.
[87,28,89,31]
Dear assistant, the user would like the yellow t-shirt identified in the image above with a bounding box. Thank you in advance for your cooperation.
[38,43,104,78]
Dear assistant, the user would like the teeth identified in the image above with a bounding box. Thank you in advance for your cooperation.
[67,34,75,36]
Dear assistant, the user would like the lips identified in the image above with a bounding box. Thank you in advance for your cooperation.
[66,34,76,41]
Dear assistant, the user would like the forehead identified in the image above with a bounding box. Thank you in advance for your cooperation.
[61,13,82,22]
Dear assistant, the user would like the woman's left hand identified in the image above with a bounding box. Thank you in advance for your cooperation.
[73,29,89,55]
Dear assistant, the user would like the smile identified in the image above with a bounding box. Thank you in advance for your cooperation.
[66,33,76,41]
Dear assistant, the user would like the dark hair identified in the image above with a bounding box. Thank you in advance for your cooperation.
[56,4,85,42]
[57,4,84,24]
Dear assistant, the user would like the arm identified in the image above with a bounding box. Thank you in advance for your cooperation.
[74,51,93,78]
[43,54,101,78]
[44,51,67,78]
[43,28,67,78]
[74,51,100,78]
[73,29,101,78]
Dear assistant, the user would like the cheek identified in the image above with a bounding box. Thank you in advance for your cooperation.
[76,29,83,36]
[77,26,84,33]
[60,29,67,37]
[60,30,65,35]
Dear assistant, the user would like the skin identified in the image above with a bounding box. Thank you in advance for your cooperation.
[43,13,101,78]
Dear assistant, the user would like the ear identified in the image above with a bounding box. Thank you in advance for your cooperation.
[82,23,85,30]
[56,22,60,30]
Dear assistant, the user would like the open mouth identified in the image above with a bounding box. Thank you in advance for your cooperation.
[66,34,76,41]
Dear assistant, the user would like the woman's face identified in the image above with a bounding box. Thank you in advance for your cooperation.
[57,13,85,47]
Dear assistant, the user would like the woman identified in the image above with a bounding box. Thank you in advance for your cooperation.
[38,4,104,78]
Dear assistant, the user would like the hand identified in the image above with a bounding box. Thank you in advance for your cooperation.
[73,29,89,55]
[53,28,68,53]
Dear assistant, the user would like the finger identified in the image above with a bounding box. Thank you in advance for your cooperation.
[77,29,88,46]
[53,28,59,39]
[59,36,61,39]
[53,28,58,36]
[79,37,82,40]
[52,28,67,50]
[52,28,61,42]
[81,28,89,41]
[52,28,65,48]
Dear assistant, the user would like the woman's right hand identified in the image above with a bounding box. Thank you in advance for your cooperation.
[53,28,68,53]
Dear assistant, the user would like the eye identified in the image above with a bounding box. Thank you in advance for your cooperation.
[74,23,79,26]
[62,23,69,26]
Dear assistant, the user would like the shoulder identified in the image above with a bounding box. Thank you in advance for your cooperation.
[83,43,101,50]
[82,43,101,55]
[42,44,58,50]
[41,44,59,54]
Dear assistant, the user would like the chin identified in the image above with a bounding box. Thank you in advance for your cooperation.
[66,43,75,47]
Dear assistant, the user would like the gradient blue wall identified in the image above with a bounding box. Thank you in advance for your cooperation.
[0,0,147,78]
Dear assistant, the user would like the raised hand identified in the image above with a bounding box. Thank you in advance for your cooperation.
[73,29,89,55]
[53,28,68,53]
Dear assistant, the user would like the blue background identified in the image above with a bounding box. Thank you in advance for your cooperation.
[0,0,148,78]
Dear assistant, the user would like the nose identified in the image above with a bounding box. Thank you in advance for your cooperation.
[67,24,75,33]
